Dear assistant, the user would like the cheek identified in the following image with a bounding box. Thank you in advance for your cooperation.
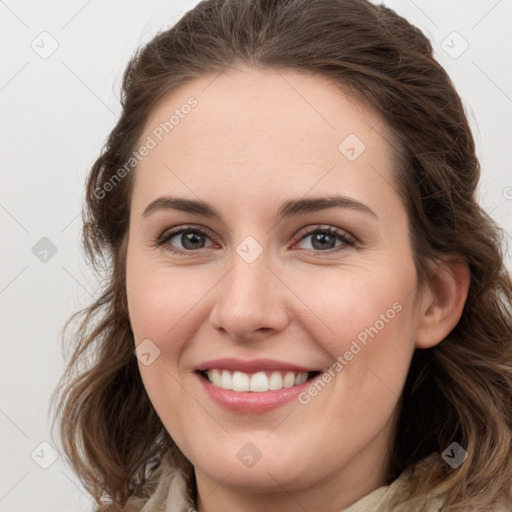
[290,264,418,456]
[291,261,417,352]
[125,258,205,430]
[126,255,214,358]
[290,260,419,415]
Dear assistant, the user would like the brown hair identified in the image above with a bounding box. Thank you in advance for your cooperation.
[50,0,512,510]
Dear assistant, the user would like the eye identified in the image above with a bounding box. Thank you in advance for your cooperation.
[294,226,356,253]
[155,225,215,254]
[154,224,356,256]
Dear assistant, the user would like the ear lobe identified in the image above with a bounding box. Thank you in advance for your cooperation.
[415,258,470,349]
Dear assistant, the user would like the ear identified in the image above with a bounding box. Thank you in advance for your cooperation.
[415,257,470,349]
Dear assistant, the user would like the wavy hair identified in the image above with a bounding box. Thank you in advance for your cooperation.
[49,0,512,510]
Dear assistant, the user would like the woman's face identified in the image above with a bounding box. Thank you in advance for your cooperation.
[126,67,426,505]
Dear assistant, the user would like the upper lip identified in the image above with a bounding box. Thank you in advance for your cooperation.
[195,358,318,373]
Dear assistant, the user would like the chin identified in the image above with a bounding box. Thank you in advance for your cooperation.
[189,437,314,492]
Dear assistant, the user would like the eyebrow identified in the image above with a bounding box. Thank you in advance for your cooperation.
[142,194,377,220]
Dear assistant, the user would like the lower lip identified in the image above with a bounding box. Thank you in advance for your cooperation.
[196,373,315,413]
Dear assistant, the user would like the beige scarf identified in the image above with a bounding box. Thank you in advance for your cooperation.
[121,450,507,512]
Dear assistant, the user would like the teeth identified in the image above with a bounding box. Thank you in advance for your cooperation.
[249,371,268,392]
[220,370,232,390]
[205,369,310,392]
[211,369,221,384]
[294,372,308,385]
[283,371,295,388]
[268,372,282,390]
[232,371,250,392]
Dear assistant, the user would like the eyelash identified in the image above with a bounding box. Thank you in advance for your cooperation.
[154,224,357,256]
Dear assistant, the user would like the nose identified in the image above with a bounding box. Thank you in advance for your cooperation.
[209,247,289,342]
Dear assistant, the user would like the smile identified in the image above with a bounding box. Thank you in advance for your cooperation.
[194,358,323,413]
[201,369,317,392]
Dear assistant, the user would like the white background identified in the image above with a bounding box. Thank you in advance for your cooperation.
[1,1,511,510]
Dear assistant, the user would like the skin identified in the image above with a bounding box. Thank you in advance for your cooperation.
[125,66,469,512]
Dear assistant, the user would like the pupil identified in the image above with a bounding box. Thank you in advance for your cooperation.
[182,232,204,250]
[312,232,334,250]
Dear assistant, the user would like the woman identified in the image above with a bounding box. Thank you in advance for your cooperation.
[50,0,512,510]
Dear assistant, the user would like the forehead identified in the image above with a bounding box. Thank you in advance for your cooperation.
[132,66,397,215]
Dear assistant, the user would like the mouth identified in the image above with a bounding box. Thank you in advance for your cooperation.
[193,358,324,413]
[197,369,322,392]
